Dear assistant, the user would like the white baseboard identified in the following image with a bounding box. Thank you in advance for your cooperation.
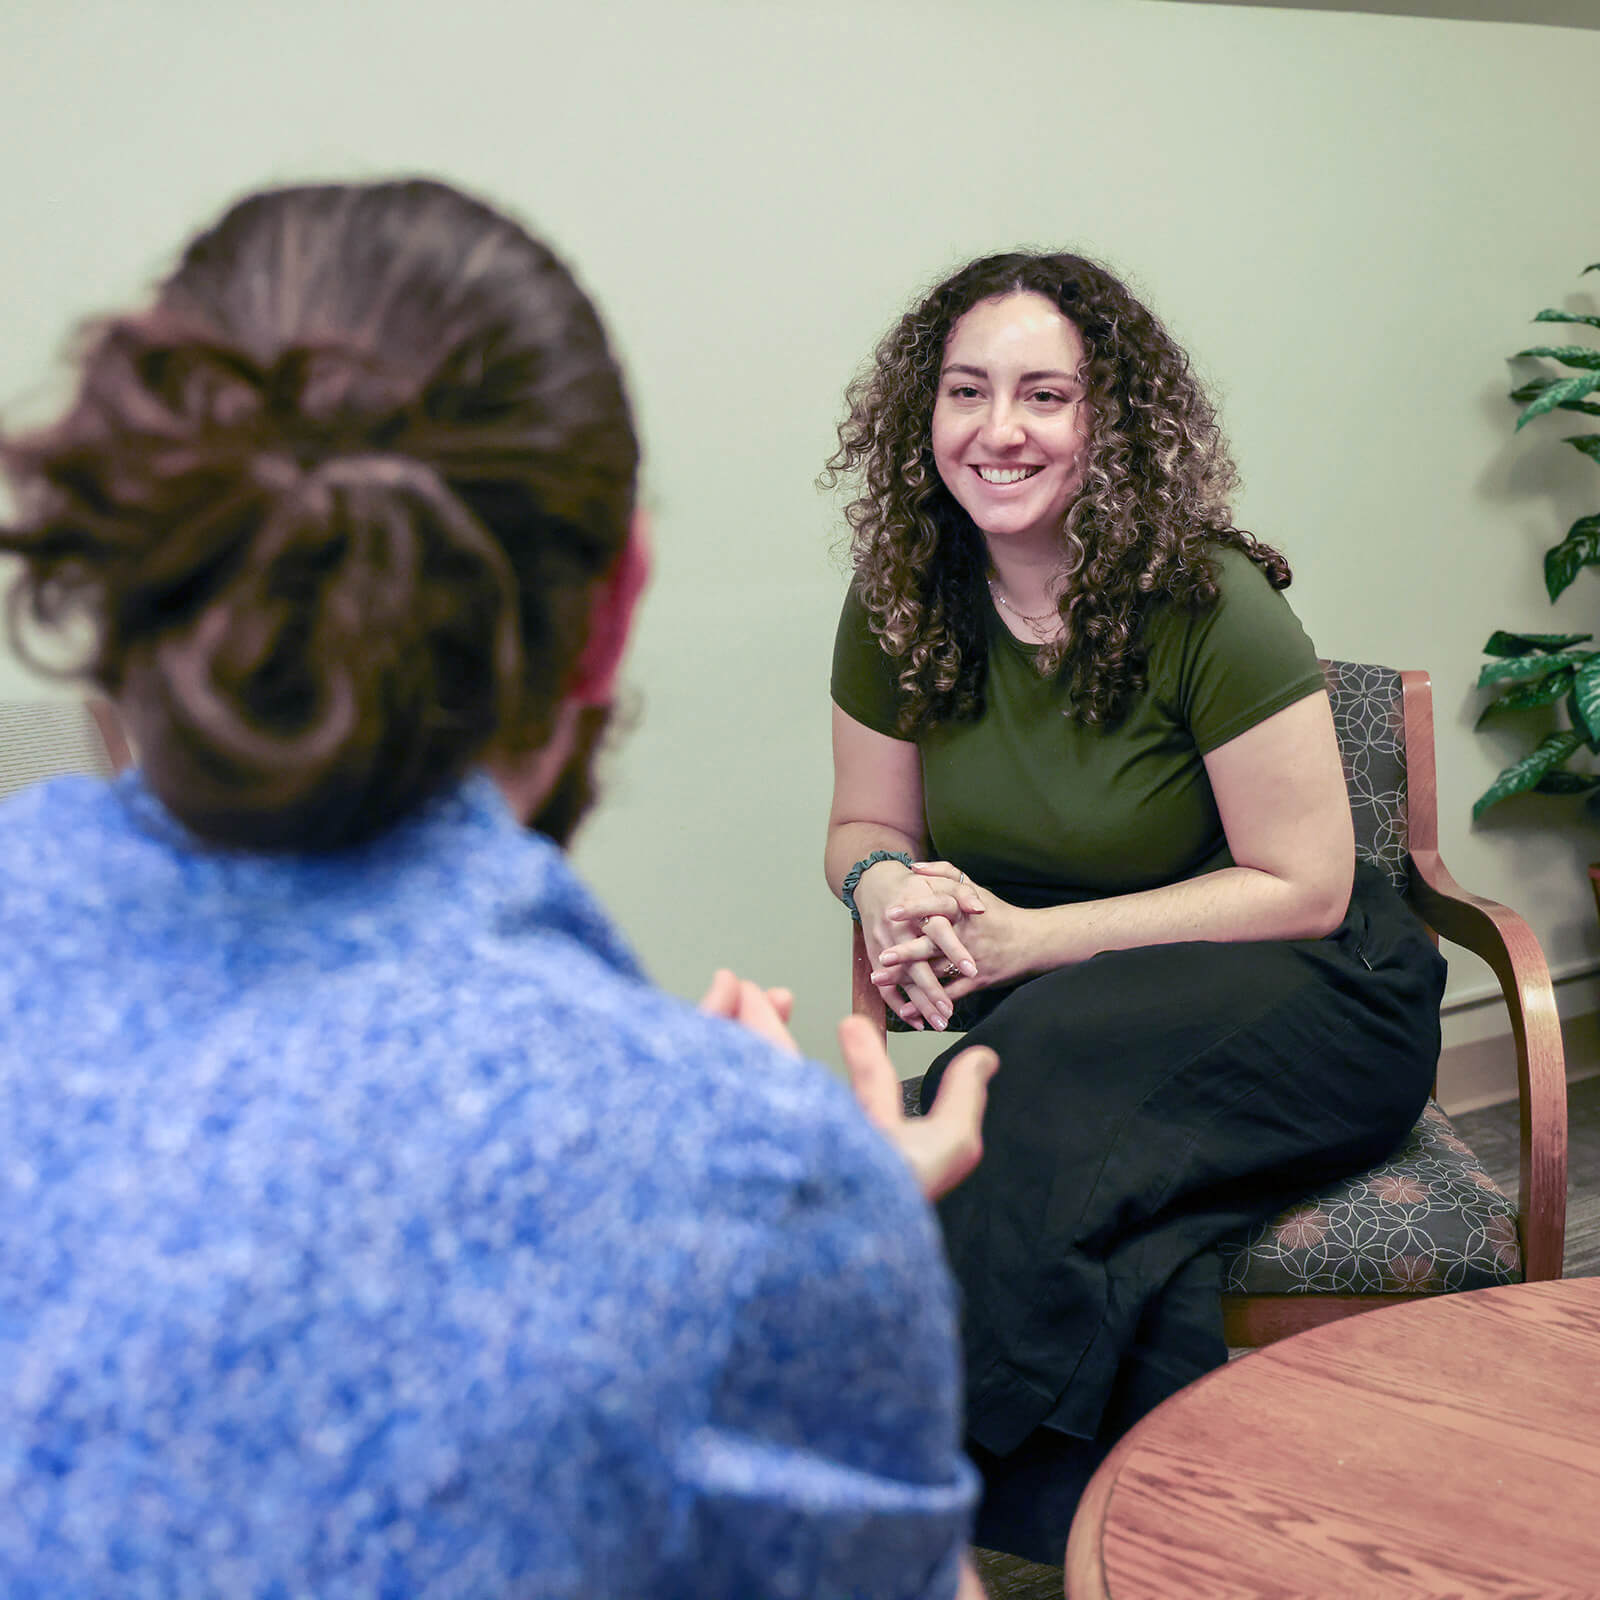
[1440,954,1600,1018]
[1436,956,1600,1114]
[1437,1011,1600,1116]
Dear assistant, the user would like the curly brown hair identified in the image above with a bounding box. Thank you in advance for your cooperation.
[824,251,1289,732]
[0,179,637,851]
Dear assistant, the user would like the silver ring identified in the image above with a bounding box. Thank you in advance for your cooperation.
[958,872,967,884]
[943,962,961,980]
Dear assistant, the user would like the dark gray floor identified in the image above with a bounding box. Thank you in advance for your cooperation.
[973,1074,1600,1597]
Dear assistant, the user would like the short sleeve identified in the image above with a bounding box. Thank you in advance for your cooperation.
[1157,548,1327,754]
[677,1110,977,1599]
[831,586,913,740]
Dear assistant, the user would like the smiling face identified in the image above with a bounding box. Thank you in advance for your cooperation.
[931,291,1091,554]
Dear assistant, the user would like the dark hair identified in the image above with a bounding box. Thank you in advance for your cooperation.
[0,179,638,850]
[823,250,1288,732]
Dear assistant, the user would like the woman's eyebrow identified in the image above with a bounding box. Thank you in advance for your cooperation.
[940,362,1078,384]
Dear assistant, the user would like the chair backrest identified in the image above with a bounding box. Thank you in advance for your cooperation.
[0,699,132,804]
[1321,659,1414,894]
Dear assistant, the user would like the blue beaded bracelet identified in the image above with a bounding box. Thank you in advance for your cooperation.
[841,850,916,923]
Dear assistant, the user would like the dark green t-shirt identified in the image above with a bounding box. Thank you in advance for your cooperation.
[830,548,1326,908]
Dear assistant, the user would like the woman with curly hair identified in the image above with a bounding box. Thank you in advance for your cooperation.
[824,252,1446,1564]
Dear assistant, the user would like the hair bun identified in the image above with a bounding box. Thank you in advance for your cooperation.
[119,438,526,850]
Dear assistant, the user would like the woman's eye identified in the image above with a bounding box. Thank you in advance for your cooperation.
[947,384,981,400]
[1030,389,1069,405]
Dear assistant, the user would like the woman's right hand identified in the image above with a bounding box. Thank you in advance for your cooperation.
[840,1016,996,1201]
[853,862,983,1032]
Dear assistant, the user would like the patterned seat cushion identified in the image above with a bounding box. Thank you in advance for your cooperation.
[897,1080,1522,1295]
[1218,1100,1522,1294]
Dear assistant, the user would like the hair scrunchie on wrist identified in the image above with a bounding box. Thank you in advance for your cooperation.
[841,850,916,923]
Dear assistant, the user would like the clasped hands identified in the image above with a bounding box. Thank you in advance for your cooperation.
[858,860,1028,1032]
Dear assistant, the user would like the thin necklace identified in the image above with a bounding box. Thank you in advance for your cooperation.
[987,577,1060,628]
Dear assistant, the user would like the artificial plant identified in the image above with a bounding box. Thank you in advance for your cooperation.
[1473,262,1600,818]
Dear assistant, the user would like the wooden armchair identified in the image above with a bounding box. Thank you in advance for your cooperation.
[0,698,132,802]
[852,662,1568,1347]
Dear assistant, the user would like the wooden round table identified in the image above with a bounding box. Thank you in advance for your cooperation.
[1065,1279,1600,1598]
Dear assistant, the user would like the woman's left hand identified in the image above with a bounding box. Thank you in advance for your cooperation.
[699,973,997,1203]
[873,862,1037,1003]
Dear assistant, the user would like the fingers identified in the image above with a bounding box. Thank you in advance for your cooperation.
[912,1044,998,1199]
[885,889,968,924]
[840,1019,998,1203]
[838,1014,902,1132]
[911,861,986,917]
[899,957,955,1031]
[878,979,930,1031]
[880,916,975,978]
[867,962,950,1031]
[886,887,985,922]
[697,967,741,1018]
[871,918,977,1028]
[702,970,801,1057]
[923,1045,998,1135]
[735,978,802,1058]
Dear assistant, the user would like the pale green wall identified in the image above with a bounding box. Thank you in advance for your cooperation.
[2,0,1596,1067]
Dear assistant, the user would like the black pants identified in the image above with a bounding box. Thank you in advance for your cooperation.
[917,863,1446,1564]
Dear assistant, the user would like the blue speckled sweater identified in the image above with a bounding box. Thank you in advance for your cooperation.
[0,773,975,1598]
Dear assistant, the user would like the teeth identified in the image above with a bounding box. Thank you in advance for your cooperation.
[976,466,1040,484]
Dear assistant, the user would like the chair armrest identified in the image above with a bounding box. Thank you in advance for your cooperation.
[851,922,889,1040]
[1407,846,1568,1280]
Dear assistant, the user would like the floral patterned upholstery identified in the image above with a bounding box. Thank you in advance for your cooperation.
[895,660,1526,1297]
[1323,659,1409,893]
[1218,1101,1521,1293]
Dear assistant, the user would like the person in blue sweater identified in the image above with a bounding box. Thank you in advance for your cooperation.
[0,178,994,1599]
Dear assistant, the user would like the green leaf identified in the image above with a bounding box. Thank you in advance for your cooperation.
[1476,667,1578,726]
[1483,630,1593,656]
[1518,374,1600,428]
[1545,515,1600,601]
[1585,264,1600,275]
[1564,434,1600,463]
[1508,380,1600,415]
[1570,688,1600,752]
[1477,649,1596,686]
[1513,345,1600,370]
[1533,771,1600,794]
[1473,729,1586,818]
[1576,657,1600,748]
[1535,310,1600,330]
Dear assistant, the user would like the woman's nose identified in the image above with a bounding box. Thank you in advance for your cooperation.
[979,405,1026,449]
